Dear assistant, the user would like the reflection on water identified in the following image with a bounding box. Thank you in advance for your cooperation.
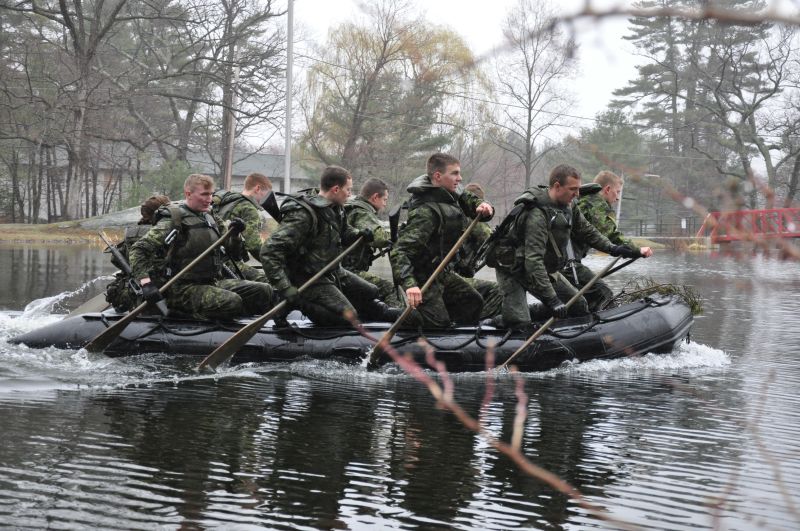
[0,245,115,311]
[0,245,799,530]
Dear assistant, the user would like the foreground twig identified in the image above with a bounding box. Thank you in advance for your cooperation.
[346,314,640,530]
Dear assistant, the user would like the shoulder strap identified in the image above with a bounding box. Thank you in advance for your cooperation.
[388,200,408,243]
[281,194,319,235]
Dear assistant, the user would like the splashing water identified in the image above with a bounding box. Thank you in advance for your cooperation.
[20,275,113,318]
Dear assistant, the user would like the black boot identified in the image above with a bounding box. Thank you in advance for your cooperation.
[363,299,402,321]
[528,302,550,320]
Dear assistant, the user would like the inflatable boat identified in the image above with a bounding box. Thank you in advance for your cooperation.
[10,294,693,372]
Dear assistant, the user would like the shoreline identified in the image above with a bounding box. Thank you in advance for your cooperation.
[0,223,123,245]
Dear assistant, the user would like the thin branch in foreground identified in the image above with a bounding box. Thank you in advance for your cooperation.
[345,314,641,530]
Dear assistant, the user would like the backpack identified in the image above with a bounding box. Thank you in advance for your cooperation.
[477,191,553,271]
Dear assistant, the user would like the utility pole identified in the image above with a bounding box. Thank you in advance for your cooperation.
[283,0,294,194]
[223,54,240,191]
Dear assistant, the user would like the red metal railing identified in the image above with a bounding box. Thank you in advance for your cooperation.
[696,208,800,243]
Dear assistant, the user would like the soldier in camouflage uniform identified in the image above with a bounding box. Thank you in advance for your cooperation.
[453,182,503,321]
[568,171,653,311]
[260,166,400,326]
[129,174,276,321]
[492,165,640,330]
[390,153,494,328]
[343,178,401,308]
[214,172,273,282]
[105,195,170,312]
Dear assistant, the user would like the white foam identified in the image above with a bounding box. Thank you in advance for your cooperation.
[547,340,730,376]
[19,275,113,318]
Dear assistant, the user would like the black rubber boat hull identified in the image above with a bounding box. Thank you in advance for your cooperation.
[10,295,693,372]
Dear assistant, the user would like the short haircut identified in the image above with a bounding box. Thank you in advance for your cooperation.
[320,165,351,191]
[464,182,485,199]
[548,165,581,187]
[184,173,214,192]
[360,178,389,200]
[139,195,170,225]
[427,153,460,177]
[244,172,272,191]
[594,170,622,188]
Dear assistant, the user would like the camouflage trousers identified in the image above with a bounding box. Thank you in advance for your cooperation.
[289,269,392,326]
[496,269,589,328]
[167,278,275,320]
[564,262,613,312]
[464,277,503,320]
[353,270,401,308]
[403,271,485,329]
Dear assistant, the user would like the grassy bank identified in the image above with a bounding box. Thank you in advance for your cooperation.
[0,222,123,245]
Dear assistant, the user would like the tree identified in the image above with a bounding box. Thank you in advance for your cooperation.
[489,0,575,189]
[298,0,475,190]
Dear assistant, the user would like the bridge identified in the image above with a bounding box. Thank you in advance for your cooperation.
[696,207,800,243]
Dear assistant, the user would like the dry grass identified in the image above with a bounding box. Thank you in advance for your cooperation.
[0,223,122,246]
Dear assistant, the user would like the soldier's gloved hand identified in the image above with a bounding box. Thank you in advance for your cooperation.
[358,227,374,243]
[609,245,641,259]
[280,286,300,305]
[229,217,246,235]
[547,300,568,319]
[141,283,164,306]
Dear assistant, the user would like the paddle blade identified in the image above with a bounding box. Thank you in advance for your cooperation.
[83,301,148,353]
[68,293,111,317]
[197,306,282,371]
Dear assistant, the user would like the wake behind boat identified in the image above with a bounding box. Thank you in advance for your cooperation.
[10,294,693,372]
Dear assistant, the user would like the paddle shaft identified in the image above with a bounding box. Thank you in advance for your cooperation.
[368,215,483,367]
[601,257,638,279]
[498,256,621,370]
[84,227,237,353]
[197,236,366,371]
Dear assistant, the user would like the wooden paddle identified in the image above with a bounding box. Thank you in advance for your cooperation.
[196,236,366,371]
[84,227,236,353]
[601,256,638,279]
[366,215,483,369]
[498,256,621,370]
[68,292,111,317]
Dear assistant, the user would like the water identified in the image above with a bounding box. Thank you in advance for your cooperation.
[0,245,798,530]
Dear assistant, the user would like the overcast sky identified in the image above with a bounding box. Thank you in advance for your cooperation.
[291,0,638,132]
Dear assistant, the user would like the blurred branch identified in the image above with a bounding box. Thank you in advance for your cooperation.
[348,314,641,530]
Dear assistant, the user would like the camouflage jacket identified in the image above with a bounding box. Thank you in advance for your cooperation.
[260,192,361,292]
[343,196,390,272]
[574,192,634,260]
[510,187,615,306]
[214,191,264,261]
[130,203,244,284]
[390,174,490,290]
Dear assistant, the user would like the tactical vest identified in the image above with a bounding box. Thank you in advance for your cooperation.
[573,191,610,260]
[155,204,223,282]
[407,187,467,275]
[214,191,259,221]
[343,197,377,272]
[279,192,347,278]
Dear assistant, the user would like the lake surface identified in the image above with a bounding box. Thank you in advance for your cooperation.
[0,244,798,530]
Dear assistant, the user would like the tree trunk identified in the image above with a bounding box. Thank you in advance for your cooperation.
[784,156,800,208]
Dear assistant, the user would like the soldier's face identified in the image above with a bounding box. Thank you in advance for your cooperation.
[369,190,389,212]
[254,184,272,205]
[330,177,353,206]
[185,185,213,212]
[551,176,580,206]
[603,184,622,205]
[434,164,462,193]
